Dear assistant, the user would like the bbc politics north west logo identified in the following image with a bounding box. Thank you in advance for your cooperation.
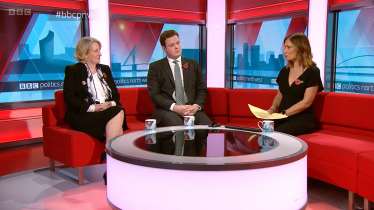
[19,81,62,90]
[19,83,39,90]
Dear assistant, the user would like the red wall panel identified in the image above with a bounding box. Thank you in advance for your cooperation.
[329,0,363,5]
[109,0,206,21]
[227,0,308,21]
[228,0,299,11]
[110,0,206,12]
[0,0,86,10]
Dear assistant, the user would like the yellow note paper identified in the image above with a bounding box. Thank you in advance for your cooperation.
[248,104,288,119]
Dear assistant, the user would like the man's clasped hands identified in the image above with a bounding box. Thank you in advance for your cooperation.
[173,104,199,116]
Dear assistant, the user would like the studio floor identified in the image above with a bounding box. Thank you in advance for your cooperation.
[0,142,368,210]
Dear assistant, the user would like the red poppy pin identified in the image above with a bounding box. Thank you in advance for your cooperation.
[183,62,189,69]
[102,73,107,78]
[82,81,86,85]
[295,79,304,85]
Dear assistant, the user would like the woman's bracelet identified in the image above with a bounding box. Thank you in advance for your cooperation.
[270,106,276,112]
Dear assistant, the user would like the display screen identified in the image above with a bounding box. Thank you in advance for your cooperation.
[232,17,308,89]
[0,14,201,103]
[335,8,374,95]
[109,20,201,87]
[0,11,82,104]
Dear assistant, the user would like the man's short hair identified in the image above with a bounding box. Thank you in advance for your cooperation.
[159,30,179,47]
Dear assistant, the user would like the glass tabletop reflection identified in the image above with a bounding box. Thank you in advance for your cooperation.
[134,129,278,157]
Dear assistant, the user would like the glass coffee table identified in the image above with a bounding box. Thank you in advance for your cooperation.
[106,125,308,210]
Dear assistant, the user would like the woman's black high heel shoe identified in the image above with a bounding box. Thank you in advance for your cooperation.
[103,171,107,185]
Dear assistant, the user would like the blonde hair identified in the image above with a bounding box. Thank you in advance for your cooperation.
[284,33,316,69]
[74,37,102,62]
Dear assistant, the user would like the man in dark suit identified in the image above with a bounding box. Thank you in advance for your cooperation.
[147,30,212,126]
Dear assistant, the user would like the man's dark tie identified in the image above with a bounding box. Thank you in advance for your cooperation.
[173,60,184,105]
[174,131,184,156]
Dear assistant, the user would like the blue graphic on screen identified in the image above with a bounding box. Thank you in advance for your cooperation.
[109,21,200,87]
[233,17,308,89]
[335,8,374,95]
[0,14,81,103]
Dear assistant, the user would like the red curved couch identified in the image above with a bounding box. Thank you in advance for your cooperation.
[42,87,374,209]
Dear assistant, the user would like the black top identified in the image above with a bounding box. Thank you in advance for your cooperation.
[276,65,324,121]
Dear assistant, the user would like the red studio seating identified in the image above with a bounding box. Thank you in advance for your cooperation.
[358,152,374,209]
[42,88,374,208]
[42,87,228,185]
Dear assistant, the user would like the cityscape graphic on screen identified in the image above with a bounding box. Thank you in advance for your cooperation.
[1,8,374,104]
[0,12,81,103]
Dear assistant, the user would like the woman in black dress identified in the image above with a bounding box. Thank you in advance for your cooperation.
[267,33,324,136]
[63,36,128,144]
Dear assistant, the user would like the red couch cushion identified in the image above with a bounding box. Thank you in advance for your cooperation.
[54,90,67,121]
[119,87,154,116]
[358,152,374,179]
[317,124,374,139]
[42,105,58,126]
[43,125,105,167]
[125,120,147,132]
[298,130,374,170]
[313,92,374,134]
[205,88,229,123]
[228,89,277,120]
[358,173,374,202]
[308,157,357,192]
[358,153,374,201]
[205,88,228,115]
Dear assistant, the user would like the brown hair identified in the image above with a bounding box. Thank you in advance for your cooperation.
[74,37,102,62]
[159,30,179,47]
[284,33,316,69]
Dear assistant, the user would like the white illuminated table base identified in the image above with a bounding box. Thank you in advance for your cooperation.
[106,125,308,210]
